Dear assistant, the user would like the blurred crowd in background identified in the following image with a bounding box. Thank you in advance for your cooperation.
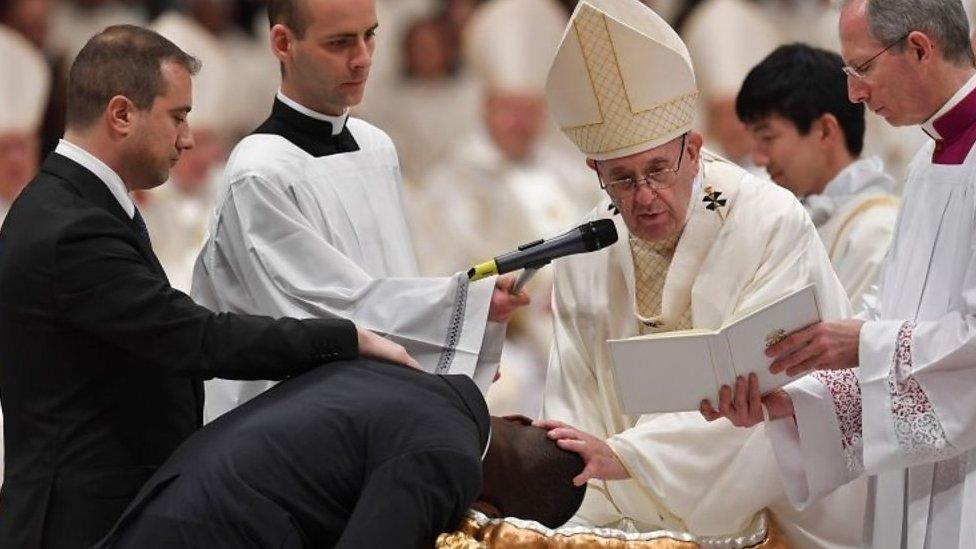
[0,0,967,418]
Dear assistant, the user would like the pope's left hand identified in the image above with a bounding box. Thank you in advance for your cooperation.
[533,419,630,486]
[767,319,864,376]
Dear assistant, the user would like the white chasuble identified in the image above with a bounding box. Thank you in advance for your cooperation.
[767,77,976,548]
[542,152,866,547]
[193,109,496,421]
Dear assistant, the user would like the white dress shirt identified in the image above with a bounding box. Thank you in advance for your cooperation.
[54,139,135,218]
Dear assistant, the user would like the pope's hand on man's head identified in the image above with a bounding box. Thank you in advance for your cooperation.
[532,419,630,486]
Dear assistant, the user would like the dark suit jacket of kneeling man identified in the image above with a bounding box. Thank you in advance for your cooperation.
[96,360,587,548]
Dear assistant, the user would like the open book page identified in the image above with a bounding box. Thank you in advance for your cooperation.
[608,285,820,413]
[723,285,820,396]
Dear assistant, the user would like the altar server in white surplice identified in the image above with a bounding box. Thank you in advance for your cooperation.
[736,43,899,308]
[534,1,866,546]
[703,1,976,547]
[192,0,529,422]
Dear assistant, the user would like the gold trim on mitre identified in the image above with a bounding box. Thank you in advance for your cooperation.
[549,2,699,160]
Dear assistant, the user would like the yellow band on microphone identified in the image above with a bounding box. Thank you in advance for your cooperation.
[467,260,498,281]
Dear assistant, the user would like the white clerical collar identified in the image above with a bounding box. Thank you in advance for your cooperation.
[821,156,894,199]
[921,73,976,140]
[482,426,491,461]
[276,90,349,136]
[54,139,135,218]
[802,156,894,226]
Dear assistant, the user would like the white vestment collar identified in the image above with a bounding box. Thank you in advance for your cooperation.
[803,156,895,227]
[54,139,135,219]
[276,90,349,136]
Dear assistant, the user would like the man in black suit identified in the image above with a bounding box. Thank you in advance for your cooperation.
[95,359,586,548]
[0,25,417,549]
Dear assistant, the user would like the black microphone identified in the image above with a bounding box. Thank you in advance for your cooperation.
[468,219,619,281]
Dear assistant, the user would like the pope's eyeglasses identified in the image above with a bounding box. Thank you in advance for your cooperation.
[598,134,687,197]
[842,32,910,80]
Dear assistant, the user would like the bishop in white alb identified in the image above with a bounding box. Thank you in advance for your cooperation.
[767,74,976,549]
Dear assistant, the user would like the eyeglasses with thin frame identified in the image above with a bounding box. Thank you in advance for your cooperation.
[597,134,687,197]
[841,32,910,80]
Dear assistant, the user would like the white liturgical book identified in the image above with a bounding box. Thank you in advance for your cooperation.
[609,285,821,414]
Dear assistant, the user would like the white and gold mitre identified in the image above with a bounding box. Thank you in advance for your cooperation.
[545,0,698,160]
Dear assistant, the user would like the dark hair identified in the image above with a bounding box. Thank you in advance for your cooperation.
[66,25,200,130]
[268,0,309,38]
[484,420,586,528]
[736,43,865,156]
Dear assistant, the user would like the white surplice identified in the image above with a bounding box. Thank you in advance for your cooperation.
[767,75,976,548]
[542,152,866,547]
[803,156,899,309]
[193,104,497,422]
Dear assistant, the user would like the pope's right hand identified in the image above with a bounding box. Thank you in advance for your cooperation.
[356,328,422,370]
[488,274,531,323]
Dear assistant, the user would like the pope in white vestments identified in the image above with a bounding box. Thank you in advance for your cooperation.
[535,1,866,545]
[192,0,521,421]
[706,2,976,547]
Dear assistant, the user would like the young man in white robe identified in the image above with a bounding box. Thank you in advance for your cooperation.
[533,0,866,546]
[192,0,529,421]
[703,1,976,546]
[736,43,899,308]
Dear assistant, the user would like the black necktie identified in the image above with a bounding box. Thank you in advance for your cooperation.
[131,207,152,248]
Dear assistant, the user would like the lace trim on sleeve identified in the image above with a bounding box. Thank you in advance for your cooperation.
[813,369,864,475]
[435,277,469,374]
[887,322,955,461]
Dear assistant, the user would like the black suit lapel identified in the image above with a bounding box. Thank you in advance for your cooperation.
[42,154,167,276]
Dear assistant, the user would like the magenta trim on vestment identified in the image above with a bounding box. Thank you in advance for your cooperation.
[932,86,976,165]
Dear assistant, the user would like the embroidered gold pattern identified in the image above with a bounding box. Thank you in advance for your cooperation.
[630,234,691,334]
[764,329,787,349]
[564,4,698,157]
